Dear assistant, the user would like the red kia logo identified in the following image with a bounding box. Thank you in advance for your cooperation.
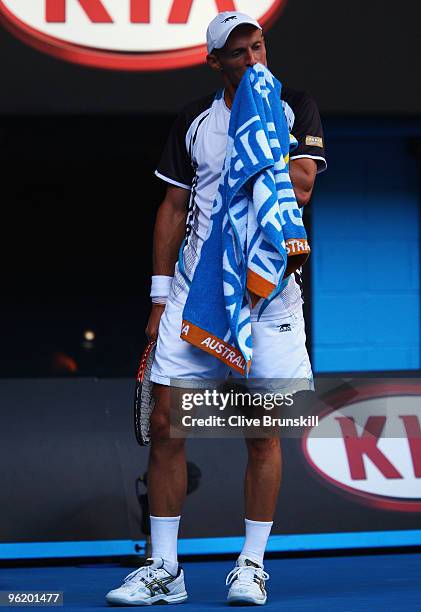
[303,383,421,512]
[0,0,287,71]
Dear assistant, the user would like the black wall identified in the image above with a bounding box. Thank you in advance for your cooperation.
[2,378,420,546]
[1,115,170,377]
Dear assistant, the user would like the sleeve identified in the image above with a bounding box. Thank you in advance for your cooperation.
[155,111,194,190]
[290,93,327,173]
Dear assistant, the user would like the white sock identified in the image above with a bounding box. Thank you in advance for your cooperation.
[240,518,273,566]
[150,515,180,575]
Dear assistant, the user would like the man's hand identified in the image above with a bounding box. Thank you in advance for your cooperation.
[145,303,166,342]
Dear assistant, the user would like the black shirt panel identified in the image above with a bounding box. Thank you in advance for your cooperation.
[156,93,215,189]
[282,87,327,171]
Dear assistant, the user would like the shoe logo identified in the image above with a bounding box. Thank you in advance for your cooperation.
[222,16,237,23]
[145,577,173,596]
[277,323,291,333]
[254,577,266,595]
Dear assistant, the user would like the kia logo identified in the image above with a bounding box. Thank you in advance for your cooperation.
[0,0,287,71]
[303,383,421,512]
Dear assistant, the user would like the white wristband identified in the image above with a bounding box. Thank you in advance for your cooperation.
[150,275,173,298]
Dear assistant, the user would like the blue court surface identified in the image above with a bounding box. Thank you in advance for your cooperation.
[2,554,421,611]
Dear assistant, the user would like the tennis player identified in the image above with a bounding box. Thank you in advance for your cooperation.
[106,11,326,607]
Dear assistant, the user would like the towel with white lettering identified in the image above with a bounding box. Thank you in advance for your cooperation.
[181,64,310,375]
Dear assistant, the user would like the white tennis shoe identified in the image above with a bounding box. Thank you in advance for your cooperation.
[105,557,188,606]
[226,555,269,606]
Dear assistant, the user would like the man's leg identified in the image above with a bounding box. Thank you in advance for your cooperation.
[147,383,187,574]
[238,306,311,563]
[245,437,281,521]
[148,383,187,516]
[105,384,188,605]
[240,437,281,564]
[225,438,280,605]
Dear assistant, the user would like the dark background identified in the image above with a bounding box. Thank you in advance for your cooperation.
[0,115,168,377]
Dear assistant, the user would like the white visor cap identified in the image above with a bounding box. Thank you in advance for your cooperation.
[206,12,262,54]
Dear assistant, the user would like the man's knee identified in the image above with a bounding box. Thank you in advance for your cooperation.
[150,411,185,456]
[246,437,280,460]
[150,409,170,440]
[150,384,185,447]
[150,384,171,440]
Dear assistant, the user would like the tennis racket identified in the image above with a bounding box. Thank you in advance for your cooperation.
[134,339,156,446]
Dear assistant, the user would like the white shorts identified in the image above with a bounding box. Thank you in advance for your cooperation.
[150,298,313,391]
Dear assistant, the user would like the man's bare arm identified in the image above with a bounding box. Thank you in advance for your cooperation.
[289,158,317,207]
[146,185,189,341]
[153,185,189,275]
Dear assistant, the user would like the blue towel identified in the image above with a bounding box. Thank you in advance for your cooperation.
[180,64,310,375]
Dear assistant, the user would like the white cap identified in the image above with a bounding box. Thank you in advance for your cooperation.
[206,12,262,54]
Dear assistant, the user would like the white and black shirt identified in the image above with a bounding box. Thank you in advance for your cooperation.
[155,86,327,320]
